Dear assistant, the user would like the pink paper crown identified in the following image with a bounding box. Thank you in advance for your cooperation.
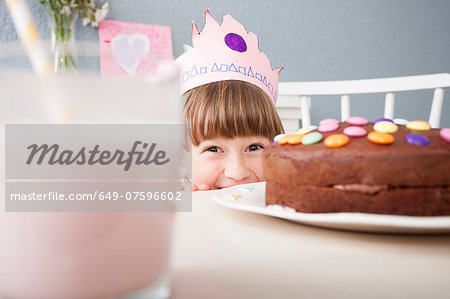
[175,10,283,104]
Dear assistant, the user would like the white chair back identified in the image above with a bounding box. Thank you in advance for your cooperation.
[277,73,450,131]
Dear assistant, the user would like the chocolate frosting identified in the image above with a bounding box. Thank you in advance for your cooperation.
[264,123,450,187]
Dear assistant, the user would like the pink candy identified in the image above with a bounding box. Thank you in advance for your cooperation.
[346,116,369,126]
[343,126,367,137]
[319,118,339,125]
[318,122,339,133]
[318,118,340,133]
[440,128,450,143]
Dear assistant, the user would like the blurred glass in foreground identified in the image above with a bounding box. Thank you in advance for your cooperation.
[0,44,185,299]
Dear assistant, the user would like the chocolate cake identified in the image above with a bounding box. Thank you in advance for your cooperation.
[264,118,450,216]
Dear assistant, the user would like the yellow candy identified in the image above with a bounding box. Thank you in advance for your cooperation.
[367,131,394,145]
[296,127,312,135]
[324,134,350,148]
[373,121,398,133]
[406,120,431,131]
[278,134,304,145]
[418,120,431,126]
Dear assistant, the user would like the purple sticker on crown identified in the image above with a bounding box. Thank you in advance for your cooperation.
[225,33,247,52]
[405,133,430,146]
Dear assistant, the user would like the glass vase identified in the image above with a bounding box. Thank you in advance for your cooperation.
[50,14,78,75]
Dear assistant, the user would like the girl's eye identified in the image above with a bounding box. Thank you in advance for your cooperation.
[205,146,223,153]
[247,144,264,152]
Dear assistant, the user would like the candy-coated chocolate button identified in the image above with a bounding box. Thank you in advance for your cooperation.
[318,122,339,133]
[373,118,393,124]
[302,132,323,145]
[406,120,431,131]
[273,134,286,143]
[319,118,339,125]
[418,120,431,126]
[373,121,398,133]
[440,128,450,143]
[324,134,350,148]
[278,134,304,145]
[296,127,312,135]
[393,118,408,125]
[343,126,367,137]
[367,131,394,145]
[405,133,430,146]
[346,116,369,126]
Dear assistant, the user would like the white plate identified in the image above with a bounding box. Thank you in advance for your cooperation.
[212,182,450,234]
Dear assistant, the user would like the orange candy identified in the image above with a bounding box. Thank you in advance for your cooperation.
[367,131,394,145]
[324,134,350,148]
[278,134,304,145]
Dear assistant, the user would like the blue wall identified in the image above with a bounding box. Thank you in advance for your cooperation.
[1,0,449,127]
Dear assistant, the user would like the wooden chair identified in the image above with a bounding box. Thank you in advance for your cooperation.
[276,73,450,131]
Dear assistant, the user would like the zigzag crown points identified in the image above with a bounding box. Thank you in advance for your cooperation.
[176,9,282,104]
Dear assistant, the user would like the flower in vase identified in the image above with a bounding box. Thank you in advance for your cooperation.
[40,0,109,73]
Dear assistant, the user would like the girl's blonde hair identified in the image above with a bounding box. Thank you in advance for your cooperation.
[184,80,285,146]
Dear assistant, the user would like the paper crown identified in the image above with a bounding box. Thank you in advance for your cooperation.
[175,10,283,104]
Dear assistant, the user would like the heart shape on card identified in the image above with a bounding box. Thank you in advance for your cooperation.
[111,34,151,75]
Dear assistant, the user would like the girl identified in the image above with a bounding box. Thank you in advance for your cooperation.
[176,10,284,191]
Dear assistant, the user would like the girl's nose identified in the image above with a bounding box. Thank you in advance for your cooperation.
[223,155,250,181]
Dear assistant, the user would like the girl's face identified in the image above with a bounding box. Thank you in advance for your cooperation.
[192,136,271,190]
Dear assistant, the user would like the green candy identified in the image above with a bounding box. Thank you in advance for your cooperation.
[302,132,323,145]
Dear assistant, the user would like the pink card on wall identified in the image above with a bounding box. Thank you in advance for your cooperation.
[99,20,173,76]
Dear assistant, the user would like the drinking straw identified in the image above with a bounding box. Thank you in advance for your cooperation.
[4,0,53,77]
[4,0,73,123]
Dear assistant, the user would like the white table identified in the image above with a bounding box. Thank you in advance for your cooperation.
[170,191,450,299]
